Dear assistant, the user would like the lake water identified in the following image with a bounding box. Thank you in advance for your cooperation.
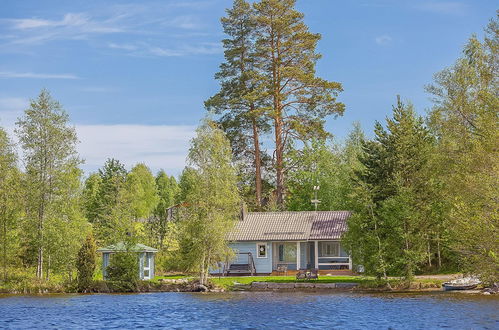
[0,292,497,329]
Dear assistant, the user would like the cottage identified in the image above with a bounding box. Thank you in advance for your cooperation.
[222,211,352,276]
[97,242,158,280]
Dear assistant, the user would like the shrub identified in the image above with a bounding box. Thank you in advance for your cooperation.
[76,234,97,292]
[106,251,139,291]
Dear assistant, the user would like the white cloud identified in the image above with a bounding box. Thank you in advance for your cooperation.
[77,124,195,175]
[167,15,201,30]
[0,97,28,127]
[412,2,467,15]
[0,100,195,174]
[108,42,138,51]
[7,12,124,33]
[0,71,79,79]
[10,13,89,30]
[0,3,221,59]
[375,35,392,45]
[109,42,222,57]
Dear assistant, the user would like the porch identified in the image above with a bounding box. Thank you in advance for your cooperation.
[270,241,352,273]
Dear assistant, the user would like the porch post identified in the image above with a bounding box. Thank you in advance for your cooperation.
[296,242,300,270]
[314,241,319,269]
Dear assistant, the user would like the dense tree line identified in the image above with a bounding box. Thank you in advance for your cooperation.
[0,90,182,285]
[0,1,496,288]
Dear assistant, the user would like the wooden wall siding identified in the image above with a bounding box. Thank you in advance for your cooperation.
[229,242,273,273]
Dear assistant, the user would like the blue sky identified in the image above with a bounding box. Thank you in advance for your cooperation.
[0,0,496,175]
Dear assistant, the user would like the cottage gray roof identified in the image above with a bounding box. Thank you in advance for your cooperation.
[228,211,351,241]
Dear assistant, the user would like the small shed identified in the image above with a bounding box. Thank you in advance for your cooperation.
[97,242,158,280]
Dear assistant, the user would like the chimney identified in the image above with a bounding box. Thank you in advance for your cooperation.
[240,202,248,221]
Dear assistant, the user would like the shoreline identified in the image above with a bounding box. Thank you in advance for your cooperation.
[0,284,493,296]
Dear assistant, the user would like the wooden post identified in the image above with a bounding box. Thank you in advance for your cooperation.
[314,241,319,269]
[296,242,301,270]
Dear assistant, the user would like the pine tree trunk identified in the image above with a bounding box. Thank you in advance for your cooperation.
[274,116,284,208]
[251,113,263,208]
[270,24,285,209]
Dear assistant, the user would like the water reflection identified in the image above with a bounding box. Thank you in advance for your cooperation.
[0,291,497,329]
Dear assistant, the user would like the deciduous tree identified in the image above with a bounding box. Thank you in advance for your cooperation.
[177,120,241,285]
[0,128,21,282]
[16,89,83,279]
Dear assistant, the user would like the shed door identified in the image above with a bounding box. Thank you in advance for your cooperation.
[143,253,152,280]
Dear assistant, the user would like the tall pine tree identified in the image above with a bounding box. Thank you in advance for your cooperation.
[253,0,344,207]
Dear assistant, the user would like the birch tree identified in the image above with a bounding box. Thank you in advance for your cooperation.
[426,15,499,283]
[178,120,240,285]
[0,128,21,282]
[16,89,82,279]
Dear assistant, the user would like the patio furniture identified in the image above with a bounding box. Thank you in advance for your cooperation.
[296,268,319,280]
[276,264,288,276]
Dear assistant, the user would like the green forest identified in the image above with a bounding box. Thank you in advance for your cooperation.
[0,0,497,291]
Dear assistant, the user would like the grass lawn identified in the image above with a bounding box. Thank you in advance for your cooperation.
[209,275,369,289]
[150,275,193,283]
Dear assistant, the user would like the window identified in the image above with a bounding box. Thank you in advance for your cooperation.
[257,243,267,258]
[277,243,297,263]
[319,241,339,257]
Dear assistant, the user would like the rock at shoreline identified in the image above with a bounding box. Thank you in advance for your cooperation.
[193,284,208,292]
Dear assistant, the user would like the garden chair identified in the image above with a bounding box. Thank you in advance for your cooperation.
[276,264,288,276]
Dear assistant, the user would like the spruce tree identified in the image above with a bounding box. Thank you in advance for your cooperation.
[76,234,97,292]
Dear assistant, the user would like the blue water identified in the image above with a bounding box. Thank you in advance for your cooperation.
[0,292,497,329]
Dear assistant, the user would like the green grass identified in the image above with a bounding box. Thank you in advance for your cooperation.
[209,275,368,289]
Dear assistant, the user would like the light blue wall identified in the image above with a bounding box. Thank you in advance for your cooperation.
[229,241,273,274]
[102,252,155,280]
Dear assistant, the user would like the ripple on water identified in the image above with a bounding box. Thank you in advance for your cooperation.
[0,291,498,329]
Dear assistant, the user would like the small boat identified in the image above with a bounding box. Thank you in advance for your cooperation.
[442,277,481,291]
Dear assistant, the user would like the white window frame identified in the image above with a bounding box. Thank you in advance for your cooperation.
[319,241,340,257]
[143,253,152,280]
[256,242,267,258]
